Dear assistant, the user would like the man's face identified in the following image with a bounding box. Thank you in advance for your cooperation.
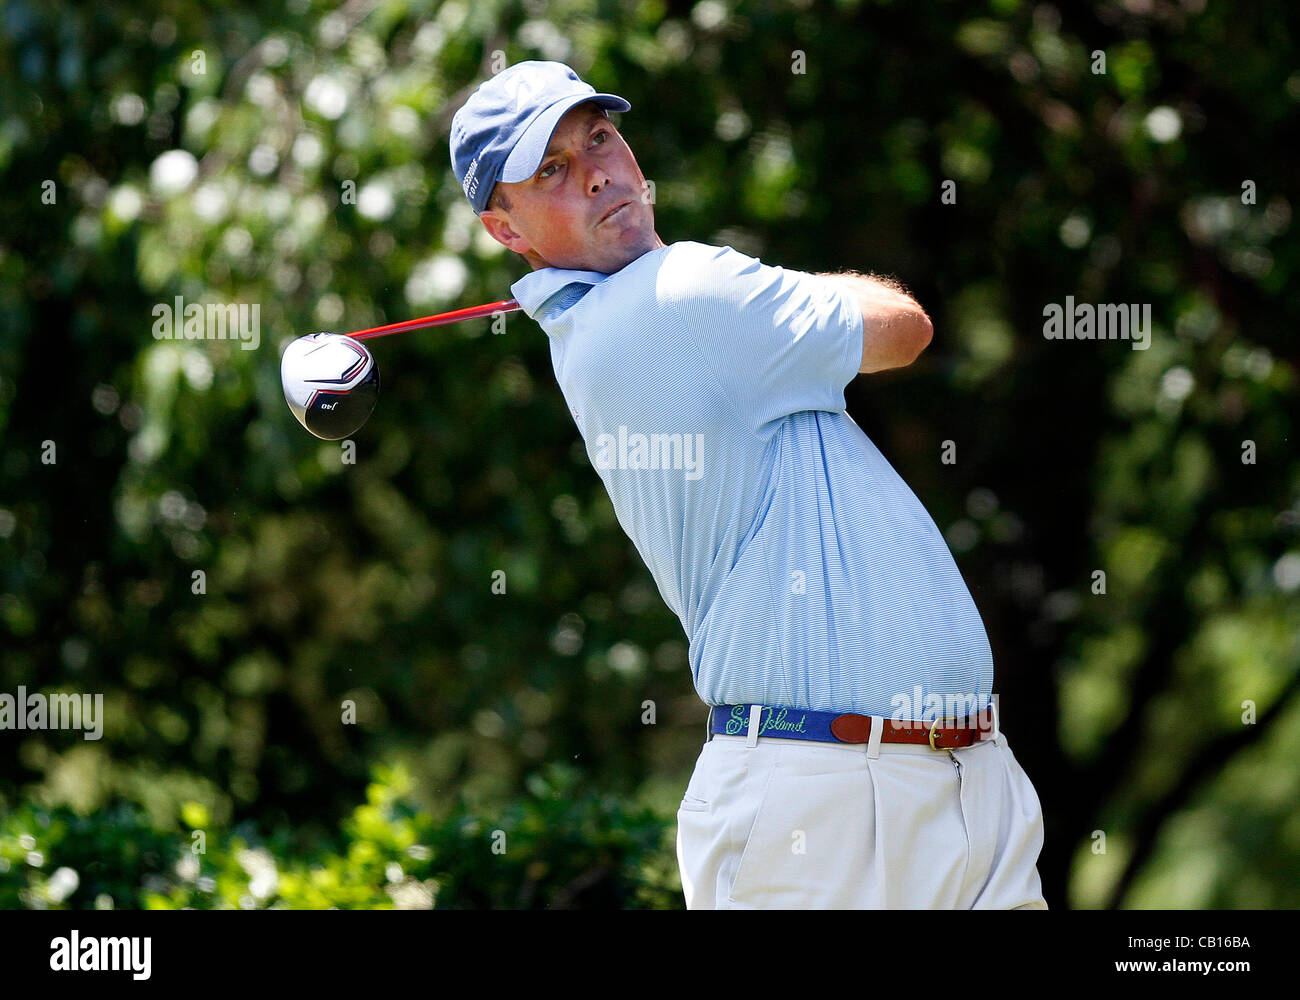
[479,102,663,274]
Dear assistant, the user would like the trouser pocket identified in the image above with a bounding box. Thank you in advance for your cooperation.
[727,755,878,909]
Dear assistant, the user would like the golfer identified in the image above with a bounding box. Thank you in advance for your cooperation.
[450,61,1047,909]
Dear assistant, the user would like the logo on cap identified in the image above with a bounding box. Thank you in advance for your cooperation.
[462,156,479,199]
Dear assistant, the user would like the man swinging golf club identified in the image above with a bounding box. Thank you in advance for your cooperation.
[450,60,1047,909]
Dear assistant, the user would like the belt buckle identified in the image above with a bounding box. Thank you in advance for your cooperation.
[928,716,946,751]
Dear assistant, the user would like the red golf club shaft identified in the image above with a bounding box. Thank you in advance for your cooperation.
[346,299,522,341]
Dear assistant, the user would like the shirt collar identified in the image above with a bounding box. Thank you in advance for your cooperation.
[509,266,612,319]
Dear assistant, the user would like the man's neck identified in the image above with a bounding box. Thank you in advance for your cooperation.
[526,233,667,273]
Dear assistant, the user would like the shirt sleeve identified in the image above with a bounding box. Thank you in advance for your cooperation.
[663,243,863,438]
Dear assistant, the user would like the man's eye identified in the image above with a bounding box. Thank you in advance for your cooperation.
[539,163,558,179]
[591,130,607,145]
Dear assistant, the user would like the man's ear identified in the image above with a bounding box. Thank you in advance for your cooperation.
[479,210,533,256]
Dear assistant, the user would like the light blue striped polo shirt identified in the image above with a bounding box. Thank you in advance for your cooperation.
[510,241,993,720]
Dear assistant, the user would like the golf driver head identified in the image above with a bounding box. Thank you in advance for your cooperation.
[281,332,380,440]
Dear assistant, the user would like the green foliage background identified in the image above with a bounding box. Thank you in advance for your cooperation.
[1,0,1297,908]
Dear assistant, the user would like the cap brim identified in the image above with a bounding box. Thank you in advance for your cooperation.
[499,92,631,184]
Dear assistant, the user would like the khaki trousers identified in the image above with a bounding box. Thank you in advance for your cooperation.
[676,726,1048,909]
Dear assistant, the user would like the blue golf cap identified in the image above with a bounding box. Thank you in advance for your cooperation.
[450,61,631,215]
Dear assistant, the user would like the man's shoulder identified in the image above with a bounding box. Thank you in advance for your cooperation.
[660,240,753,269]
[655,241,766,301]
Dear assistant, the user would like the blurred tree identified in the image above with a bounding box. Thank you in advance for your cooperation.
[1,0,1297,908]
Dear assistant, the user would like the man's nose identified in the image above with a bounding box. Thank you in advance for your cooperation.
[585,163,611,195]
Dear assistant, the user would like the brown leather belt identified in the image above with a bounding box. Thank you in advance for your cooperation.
[830,711,994,749]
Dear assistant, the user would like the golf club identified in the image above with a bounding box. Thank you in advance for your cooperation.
[281,298,523,440]
[346,297,521,341]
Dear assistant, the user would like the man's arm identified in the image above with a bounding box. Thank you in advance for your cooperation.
[816,271,933,374]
